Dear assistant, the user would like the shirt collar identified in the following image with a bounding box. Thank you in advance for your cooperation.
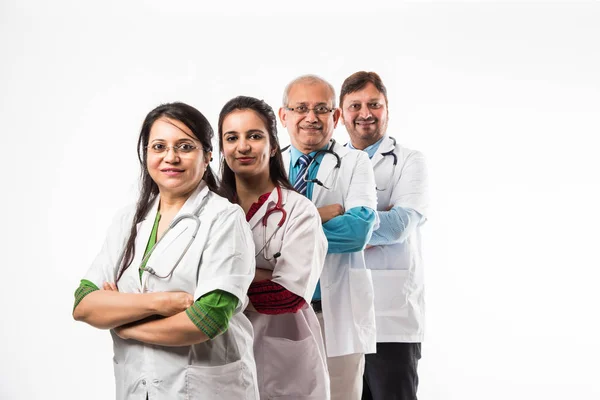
[348,136,385,159]
[290,143,330,166]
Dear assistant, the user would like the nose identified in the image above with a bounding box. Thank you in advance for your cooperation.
[164,147,179,163]
[237,137,251,153]
[304,109,319,123]
[358,105,372,119]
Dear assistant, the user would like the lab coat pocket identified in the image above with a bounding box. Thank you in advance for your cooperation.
[185,360,249,400]
[348,268,375,327]
[371,269,409,317]
[262,335,324,399]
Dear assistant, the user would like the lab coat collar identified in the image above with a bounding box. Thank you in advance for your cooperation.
[312,140,350,204]
[371,135,396,167]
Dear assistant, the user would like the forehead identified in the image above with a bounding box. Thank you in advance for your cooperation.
[288,81,334,105]
[222,109,267,131]
[150,117,196,140]
[342,82,386,104]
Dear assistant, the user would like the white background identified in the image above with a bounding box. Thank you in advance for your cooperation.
[1,1,599,399]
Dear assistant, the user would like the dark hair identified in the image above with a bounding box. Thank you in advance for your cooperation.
[339,71,388,107]
[117,102,219,282]
[217,96,293,202]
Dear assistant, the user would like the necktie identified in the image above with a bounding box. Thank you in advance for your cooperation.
[293,154,312,196]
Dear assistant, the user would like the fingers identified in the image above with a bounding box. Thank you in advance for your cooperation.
[103,282,118,291]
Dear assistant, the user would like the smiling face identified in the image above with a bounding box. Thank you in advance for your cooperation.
[146,117,210,199]
[279,81,341,153]
[341,82,389,149]
[221,109,274,182]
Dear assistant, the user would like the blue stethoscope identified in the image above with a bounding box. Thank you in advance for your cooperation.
[255,186,286,261]
[376,136,398,192]
[115,192,210,284]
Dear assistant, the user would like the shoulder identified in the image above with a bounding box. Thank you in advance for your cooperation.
[396,145,427,166]
[282,188,320,219]
[206,190,246,220]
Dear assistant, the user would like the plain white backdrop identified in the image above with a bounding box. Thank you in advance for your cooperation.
[1,1,599,399]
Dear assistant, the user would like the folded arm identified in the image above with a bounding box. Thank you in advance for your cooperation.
[322,206,377,253]
[369,207,423,246]
[115,290,238,346]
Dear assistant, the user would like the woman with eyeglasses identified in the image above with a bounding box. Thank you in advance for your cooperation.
[218,96,330,399]
[72,102,259,400]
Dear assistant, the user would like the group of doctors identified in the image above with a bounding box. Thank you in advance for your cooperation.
[73,71,428,400]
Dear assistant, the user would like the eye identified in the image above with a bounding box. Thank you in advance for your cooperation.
[369,102,382,109]
[151,143,166,152]
[315,105,330,114]
[249,133,264,140]
[295,105,308,113]
[177,143,197,153]
[349,104,360,111]
[224,135,237,142]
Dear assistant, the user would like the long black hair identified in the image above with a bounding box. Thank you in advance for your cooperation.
[217,96,293,202]
[117,102,219,282]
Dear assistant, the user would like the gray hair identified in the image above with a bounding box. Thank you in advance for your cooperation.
[282,74,337,108]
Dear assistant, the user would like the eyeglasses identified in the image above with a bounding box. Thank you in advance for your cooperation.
[147,143,200,155]
[285,105,335,115]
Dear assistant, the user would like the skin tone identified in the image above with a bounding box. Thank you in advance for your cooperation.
[278,80,344,223]
[341,82,389,150]
[74,117,213,346]
[221,109,276,299]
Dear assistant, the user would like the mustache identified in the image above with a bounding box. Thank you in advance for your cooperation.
[301,124,322,129]
[355,116,377,123]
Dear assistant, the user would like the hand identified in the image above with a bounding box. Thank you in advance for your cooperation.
[153,292,194,317]
[318,204,344,223]
[103,282,118,291]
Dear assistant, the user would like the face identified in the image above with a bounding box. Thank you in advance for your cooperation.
[146,117,210,199]
[221,109,274,181]
[341,82,389,148]
[279,81,341,153]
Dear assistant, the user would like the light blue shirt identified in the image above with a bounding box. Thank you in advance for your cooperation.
[289,145,377,300]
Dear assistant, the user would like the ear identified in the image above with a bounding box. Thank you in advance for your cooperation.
[278,107,288,128]
[204,151,212,166]
[332,107,341,128]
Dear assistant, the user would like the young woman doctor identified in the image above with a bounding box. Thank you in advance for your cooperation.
[72,102,259,400]
[218,96,330,399]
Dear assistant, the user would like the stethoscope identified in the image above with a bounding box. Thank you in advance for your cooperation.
[254,186,286,261]
[115,192,210,284]
[376,136,398,192]
[282,139,342,191]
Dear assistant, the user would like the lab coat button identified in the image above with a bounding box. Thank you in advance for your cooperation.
[142,379,146,386]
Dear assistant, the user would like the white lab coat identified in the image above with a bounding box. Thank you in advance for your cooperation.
[364,135,429,342]
[245,187,330,400]
[83,182,260,400]
[283,141,378,357]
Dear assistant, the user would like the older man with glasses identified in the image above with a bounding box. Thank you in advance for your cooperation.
[278,74,379,400]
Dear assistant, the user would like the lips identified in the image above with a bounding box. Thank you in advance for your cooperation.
[236,157,255,164]
[161,168,184,176]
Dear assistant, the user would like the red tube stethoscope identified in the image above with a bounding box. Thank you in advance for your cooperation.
[255,186,286,261]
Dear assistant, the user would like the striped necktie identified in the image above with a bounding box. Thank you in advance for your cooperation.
[293,154,312,196]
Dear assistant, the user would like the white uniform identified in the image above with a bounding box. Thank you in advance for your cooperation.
[283,141,378,357]
[245,187,329,400]
[365,135,429,342]
[83,182,260,400]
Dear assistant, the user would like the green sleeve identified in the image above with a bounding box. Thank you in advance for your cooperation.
[185,290,239,339]
[73,279,100,311]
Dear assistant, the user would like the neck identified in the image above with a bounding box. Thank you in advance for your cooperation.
[235,174,276,213]
[351,136,382,151]
[158,190,193,215]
